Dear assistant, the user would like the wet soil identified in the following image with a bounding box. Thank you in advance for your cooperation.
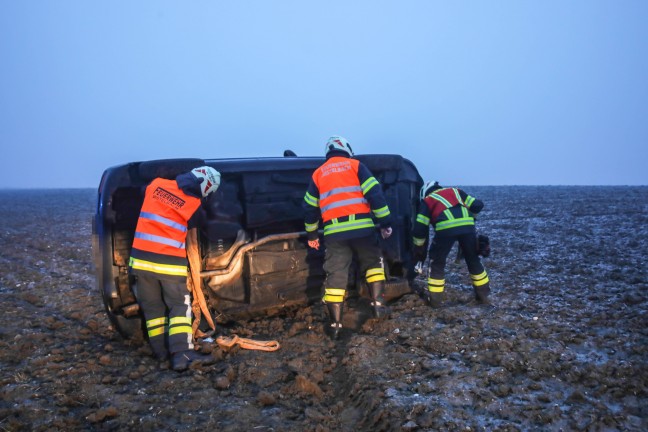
[0,186,646,431]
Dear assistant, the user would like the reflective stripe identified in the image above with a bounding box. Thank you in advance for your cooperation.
[361,177,379,194]
[465,195,475,207]
[321,186,362,199]
[148,327,166,337]
[170,316,191,325]
[427,277,445,293]
[324,288,346,303]
[452,188,463,204]
[304,192,319,207]
[129,256,188,276]
[321,197,369,213]
[416,214,430,225]
[323,218,375,236]
[435,217,475,231]
[305,221,319,232]
[169,325,192,336]
[413,236,426,247]
[146,317,167,338]
[146,317,168,327]
[372,205,390,219]
[134,232,185,249]
[140,211,187,232]
[470,270,489,287]
[365,267,386,283]
[429,192,453,208]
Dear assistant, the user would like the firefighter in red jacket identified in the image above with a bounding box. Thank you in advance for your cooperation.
[303,136,393,339]
[129,166,220,371]
[412,181,490,307]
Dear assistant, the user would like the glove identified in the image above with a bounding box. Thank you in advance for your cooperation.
[381,227,392,239]
[308,239,320,250]
[413,245,426,262]
[477,234,490,257]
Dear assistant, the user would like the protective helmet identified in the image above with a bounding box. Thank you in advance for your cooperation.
[191,166,221,197]
[419,180,441,201]
[324,136,354,157]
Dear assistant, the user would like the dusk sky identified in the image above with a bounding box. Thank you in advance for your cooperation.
[1,1,647,188]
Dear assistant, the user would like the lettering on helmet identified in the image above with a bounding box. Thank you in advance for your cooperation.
[152,187,186,209]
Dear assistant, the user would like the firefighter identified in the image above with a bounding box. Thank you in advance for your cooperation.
[303,136,393,339]
[129,166,220,371]
[412,181,490,307]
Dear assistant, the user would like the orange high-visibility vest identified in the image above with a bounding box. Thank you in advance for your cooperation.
[130,178,201,277]
[313,157,371,222]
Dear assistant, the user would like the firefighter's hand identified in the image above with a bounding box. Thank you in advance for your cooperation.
[308,239,320,250]
[414,246,426,262]
[381,227,392,239]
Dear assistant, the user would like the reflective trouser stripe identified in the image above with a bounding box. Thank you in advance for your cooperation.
[146,317,168,338]
[470,270,489,287]
[427,278,445,293]
[365,267,386,283]
[324,288,346,303]
[168,316,192,336]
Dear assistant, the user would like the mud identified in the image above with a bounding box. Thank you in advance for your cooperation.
[0,186,646,431]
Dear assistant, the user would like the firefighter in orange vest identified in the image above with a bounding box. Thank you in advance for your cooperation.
[303,136,393,339]
[129,166,220,371]
[412,181,490,307]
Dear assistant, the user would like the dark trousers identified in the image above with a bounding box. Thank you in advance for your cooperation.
[134,273,194,357]
[323,235,385,302]
[429,232,485,279]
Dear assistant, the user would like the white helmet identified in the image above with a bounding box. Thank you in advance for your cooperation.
[325,136,354,157]
[419,180,441,201]
[191,166,221,197]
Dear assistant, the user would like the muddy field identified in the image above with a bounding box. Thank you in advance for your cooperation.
[0,186,646,431]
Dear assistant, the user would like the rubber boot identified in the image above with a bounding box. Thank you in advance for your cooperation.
[325,302,343,340]
[368,281,391,319]
[171,350,216,371]
[474,284,491,305]
[426,291,443,308]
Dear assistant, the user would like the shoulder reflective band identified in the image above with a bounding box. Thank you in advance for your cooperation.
[430,193,452,208]
[465,195,475,207]
[452,188,463,204]
[140,211,187,232]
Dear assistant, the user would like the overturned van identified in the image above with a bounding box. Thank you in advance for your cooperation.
[92,153,423,339]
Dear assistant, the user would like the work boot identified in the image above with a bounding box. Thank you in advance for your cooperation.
[426,291,443,308]
[474,285,491,304]
[171,350,216,372]
[325,302,343,340]
[368,281,391,319]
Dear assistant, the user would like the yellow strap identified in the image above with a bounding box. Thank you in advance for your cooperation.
[216,335,281,352]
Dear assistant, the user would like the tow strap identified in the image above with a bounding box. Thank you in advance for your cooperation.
[186,228,216,339]
[186,228,281,351]
[216,335,281,352]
